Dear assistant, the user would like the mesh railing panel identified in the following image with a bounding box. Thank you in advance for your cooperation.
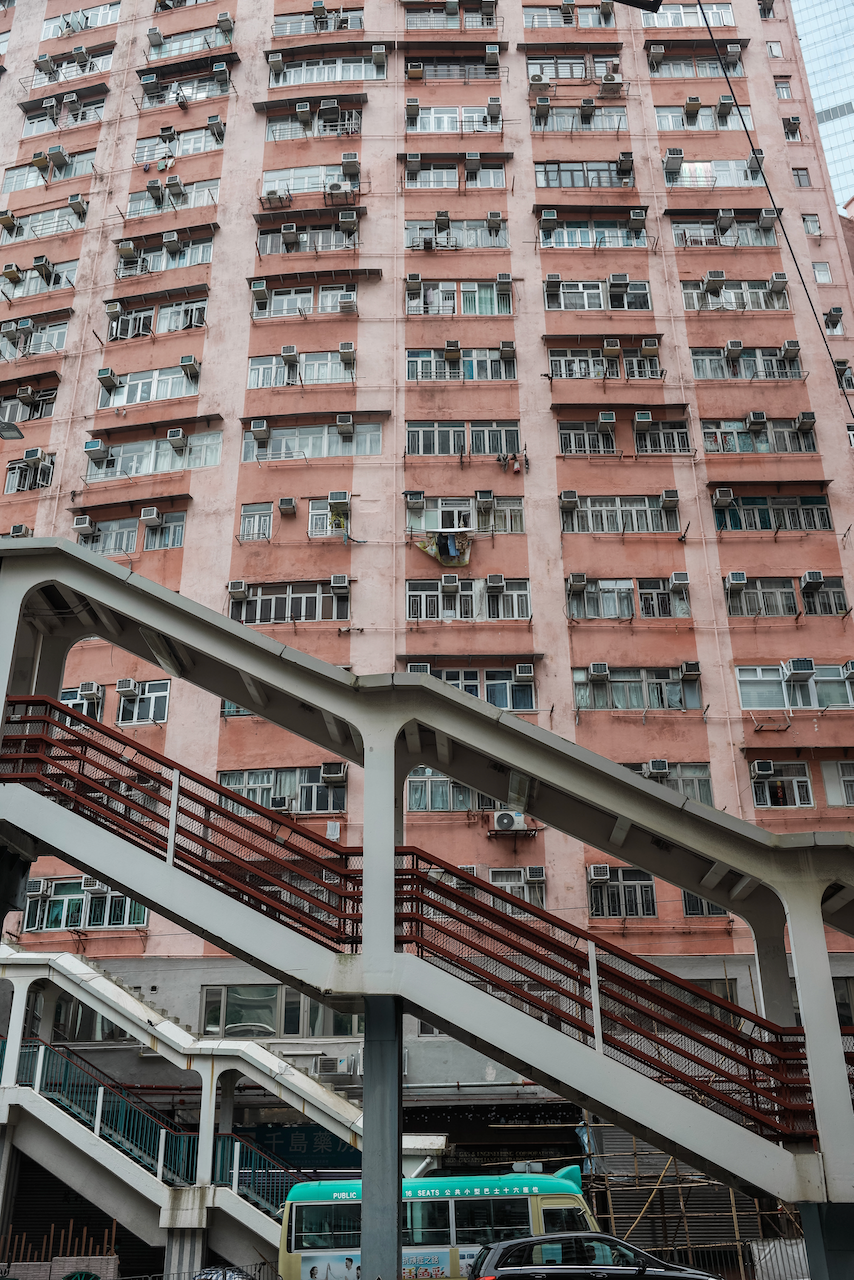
[214,1133,306,1215]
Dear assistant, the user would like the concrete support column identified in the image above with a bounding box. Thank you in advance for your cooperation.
[742,897,796,1025]
[360,724,398,970]
[217,1069,240,1135]
[361,995,402,1280]
[36,983,61,1044]
[0,1107,20,1242]
[163,1227,206,1277]
[196,1063,218,1187]
[0,980,31,1089]
[798,1203,854,1280]
[784,883,854,1200]
[30,634,74,701]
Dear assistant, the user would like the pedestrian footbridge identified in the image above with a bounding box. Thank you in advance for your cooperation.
[0,542,851,1280]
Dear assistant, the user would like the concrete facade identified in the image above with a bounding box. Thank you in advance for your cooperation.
[0,0,854,1122]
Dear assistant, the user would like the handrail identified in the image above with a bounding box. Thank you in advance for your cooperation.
[19,1035,175,1127]
[214,1132,307,1216]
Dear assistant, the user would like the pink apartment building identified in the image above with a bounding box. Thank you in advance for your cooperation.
[0,0,854,1151]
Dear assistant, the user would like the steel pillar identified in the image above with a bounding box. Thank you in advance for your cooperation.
[361,995,402,1280]
[798,1203,854,1280]
[163,1227,206,1276]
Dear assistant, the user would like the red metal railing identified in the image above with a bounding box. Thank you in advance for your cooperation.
[0,697,361,950]
[394,852,817,1140]
[0,697,829,1140]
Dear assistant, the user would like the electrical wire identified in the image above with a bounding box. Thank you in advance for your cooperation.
[695,3,854,419]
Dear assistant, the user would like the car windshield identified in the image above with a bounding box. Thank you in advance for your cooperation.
[499,1238,643,1268]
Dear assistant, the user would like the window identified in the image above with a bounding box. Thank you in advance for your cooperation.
[406,165,459,190]
[266,110,363,141]
[274,8,364,34]
[243,422,381,461]
[61,685,102,720]
[703,418,815,454]
[766,41,783,56]
[134,126,224,164]
[692,348,803,381]
[405,580,529,622]
[263,164,357,197]
[406,349,516,381]
[1,205,86,245]
[637,578,691,618]
[118,679,170,724]
[714,495,831,533]
[259,224,357,255]
[1,319,68,360]
[727,577,798,617]
[562,496,680,534]
[535,160,626,188]
[24,880,146,933]
[148,24,232,61]
[656,105,751,130]
[126,179,219,219]
[42,5,119,38]
[407,421,466,455]
[32,50,113,89]
[269,56,384,88]
[792,168,811,186]
[247,352,349,387]
[406,496,522,532]
[219,766,345,814]
[407,579,474,620]
[820,762,854,807]
[407,766,473,811]
[635,422,692,453]
[405,218,508,250]
[98,365,197,409]
[405,281,511,316]
[812,262,832,283]
[407,57,503,79]
[651,54,744,76]
[681,279,788,311]
[305,499,347,538]
[803,578,848,615]
[141,74,229,110]
[471,421,521,455]
[5,454,55,493]
[683,892,728,916]
[574,667,701,710]
[559,422,613,454]
[87,432,221,481]
[156,300,207,333]
[569,578,634,619]
[253,285,353,319]
[626,761,713,804]
[203,984,284,1038]
[545,280,651,311]
[589,867,656,917]
[527,55,612,79]
[116,237,213,279]
[231,582,349,623]
[672,219,776,247]
[643,1,733,23]
[108,306,154,340]
[784,120,801,141]
[485,667,534,707]
[550,349,619,379]
[752,762,813,807]
[239,502,273,541]
[737,666,854,711]
[666,159,765,188]
[2,262,78,300]
[0,391,55,424]
[533,106,627,132]
[407,105,502,133]
[776,81,792,98]
[490,868,545,911]
[78,517,137,556]
[144,512,185,550]
[541,219,646,249]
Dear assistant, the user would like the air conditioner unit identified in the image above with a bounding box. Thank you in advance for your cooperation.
[661,490,680,510]
[338,292,357,312]
[0,320,17,340]
[664,147,684,174]
[713,488,734,507]
[770,272,789,293]
[515,663,535,682]
[641,337,659,354]
[724,43,742,67]
[535,96,550,119]
[404,489,425,510]
[781,339,800,358]
[32,255,53,282]
[337,413,354,434]
[643,759,670,777]
[103,300,125,320]
[715,209,735,233]
[339,210,358,228]
[589,662,610,681]
[140,506,162,527]
[268,52,285,73]
[681,661,701,678]
[139,73,159,88]
[603,338,621,351]
[783,116,800,129]
[321,760,348,779]
[794,411,816,431]
[441,573,459,591]
[567,573,587,593]
[444,339,461,358]
[73,514,95,536]
[499,340,516,357]
[163,230,183,255]
[703,269,726,291]
[486,574,505,593]
[227,580,248,600]
[669,571,689,588]
[588,864,611,882]
[279,497,297,515]
[757,207,778,228]
[597,411,616,427]
[648,44,665,65]
[15,386,35,405]
[118,240,137,261]
[825,307,843,328]
[341,153,360,177]
[148,25,163,45]
[8,524,32,539]
[146,179,164,204]
[747,410,766,429]
[167,428,187,449]
[97,368,118,390]
[0,210,17,231]
[180,354,201,378]
[212,62,230,84]
[751,760,775,779]
[35,54,56,75]
[800,570,824,591]
[78,682,103,700]
[485,45,499,65]
[207,114,225,141]
[616,151,633,174]
[23,447,46,467]
[281,345,299,363]
[540,209,558,227]
[834,358,850,373]
[726,570,748,590]
[494,811,526,832]
[600,73,622,91]
[405,97,421,121]
[407,63,424,80]
[330,575,349,596]
[559,490,579,509]
[748,149,764,172]
[31,153,49,171]
[276,223,299,248]
[84,439,109,460]
[217,10,234,31]
[843,661,854,682]
[328,490,350,511]
[716,94,734,117]
[165,176,186,199]
[608,273,629,291]
[487,211,502,230]
[529,74,549,88]
[685,96,701,115]
[629,209,646,229]
[81,876,109,893]
[372,45,387,65]
[634,411,653,426]
[476,489,494,510]
[782,658,815,681]
[270,796,296,813]
[338,341,355,365]
[496,272,512,294]
[117,673,144,699]
[545,274,562,293]
[579,98,596,119]
[464,152,481,173]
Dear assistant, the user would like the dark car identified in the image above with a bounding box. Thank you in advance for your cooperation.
[468,1233,723,1280]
